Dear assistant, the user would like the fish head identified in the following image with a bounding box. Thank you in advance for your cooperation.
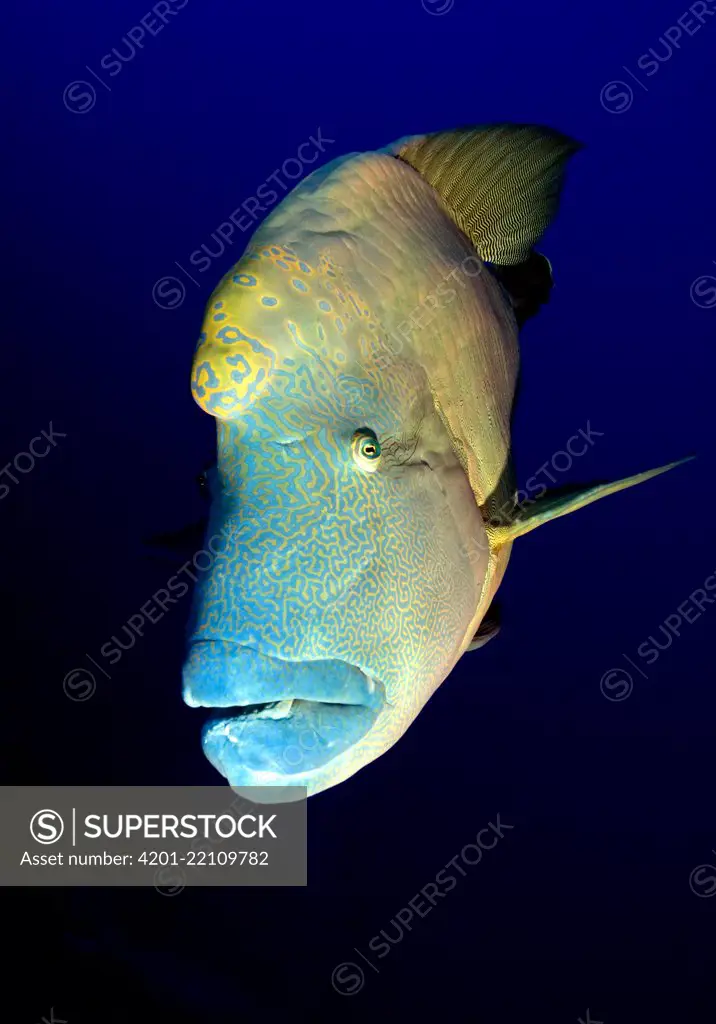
[182,244,490,799]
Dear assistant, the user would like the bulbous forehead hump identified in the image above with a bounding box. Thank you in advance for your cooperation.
[190,245,382,424]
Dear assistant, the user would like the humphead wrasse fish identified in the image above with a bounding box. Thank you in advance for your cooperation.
[182,124,688,800]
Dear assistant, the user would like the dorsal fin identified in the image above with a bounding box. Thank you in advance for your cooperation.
[389,124,581,265]
[486,458,693,547]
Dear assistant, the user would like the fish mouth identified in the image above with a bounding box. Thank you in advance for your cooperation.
[182,640,386,798]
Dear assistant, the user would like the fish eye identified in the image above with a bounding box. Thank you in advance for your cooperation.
[351,429,382,472]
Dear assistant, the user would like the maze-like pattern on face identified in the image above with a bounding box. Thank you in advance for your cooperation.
[181,139,524,796]
[184,239,489,793]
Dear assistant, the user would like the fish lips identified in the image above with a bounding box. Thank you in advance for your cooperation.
[182,640,386,794]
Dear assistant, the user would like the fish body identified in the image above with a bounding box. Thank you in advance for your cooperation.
[182,125,686,799]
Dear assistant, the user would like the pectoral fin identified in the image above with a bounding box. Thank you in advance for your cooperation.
[465,601,501,652]
[486,456,694,547]
[488,250,554,327]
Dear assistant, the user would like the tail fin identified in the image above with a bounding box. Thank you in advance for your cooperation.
[486,457,694,546]
[389,123,581,264]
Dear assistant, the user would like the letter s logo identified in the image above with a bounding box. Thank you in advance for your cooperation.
[30,809,65,844]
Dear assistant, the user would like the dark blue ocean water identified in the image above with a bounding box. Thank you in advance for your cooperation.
[3,0,716,1020]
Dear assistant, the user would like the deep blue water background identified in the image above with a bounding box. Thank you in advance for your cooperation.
[3,0,716,1020]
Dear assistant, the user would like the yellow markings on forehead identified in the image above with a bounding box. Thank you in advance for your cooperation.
[192,294,277,419]
[316,261,374,344]
[190,246,380,418]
